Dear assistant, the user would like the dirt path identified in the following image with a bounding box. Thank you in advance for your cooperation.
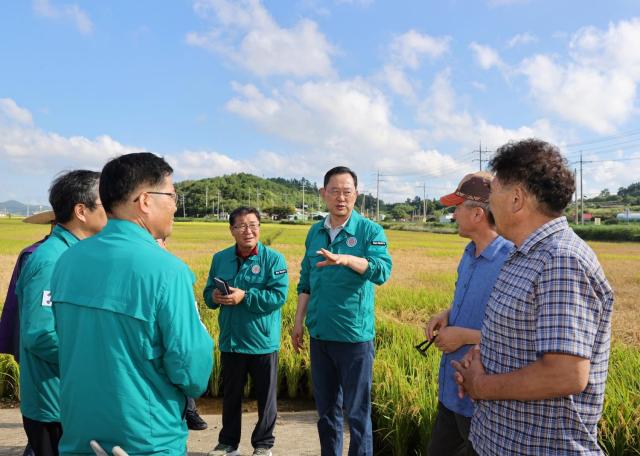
[0,407,350,455]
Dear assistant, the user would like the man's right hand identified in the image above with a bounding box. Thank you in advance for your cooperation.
[426,308,450,340]
[291,322,305,353]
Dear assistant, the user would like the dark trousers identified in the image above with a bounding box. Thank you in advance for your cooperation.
[187,397,196,411]
[310,338,374,456]
[428,402,478,456]
[22,416,62,456]
[219,351,278,449]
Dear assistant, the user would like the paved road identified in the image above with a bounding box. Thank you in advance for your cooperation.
[0,407,350,455]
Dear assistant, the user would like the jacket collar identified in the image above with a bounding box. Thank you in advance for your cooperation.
[322,210,362,237]
[52,224,80,248]
[102,218,158,247]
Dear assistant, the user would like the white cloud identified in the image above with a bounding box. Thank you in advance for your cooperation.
[518,18,640,134]
[0,99,141,174]
[389,30,450,69]
[225,78,465,179]
[506,32,538,48]
[33,0,93,35]
[380,30,450,98]
[187,0,335,78]
[520,55,635,134]
[569,19,640,79]
[418,70,558,149]
[167,150,252,179]
[582,153,640,197]
[0,98,34,125]
[469,42,505,70]
[380,65,415,98]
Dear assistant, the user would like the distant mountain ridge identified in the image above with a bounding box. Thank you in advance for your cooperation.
[0,200,52,216]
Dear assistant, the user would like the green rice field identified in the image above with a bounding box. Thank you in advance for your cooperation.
[1,218,639,455]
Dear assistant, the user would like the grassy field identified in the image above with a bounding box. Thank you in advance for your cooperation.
[1,218,639,454]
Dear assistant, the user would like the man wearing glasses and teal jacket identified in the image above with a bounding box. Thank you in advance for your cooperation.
[203,207,288,456]
[292,166,392,456]
[51,153,213,456]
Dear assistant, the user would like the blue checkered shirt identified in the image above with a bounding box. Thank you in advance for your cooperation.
[469,217,614,455]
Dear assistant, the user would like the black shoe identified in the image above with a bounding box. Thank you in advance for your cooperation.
[186,408,208,431]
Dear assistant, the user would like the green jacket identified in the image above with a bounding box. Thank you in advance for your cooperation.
[16,225,78,422]
[297,210,392,342]
[51,219,214,456]
[203,242,288,354]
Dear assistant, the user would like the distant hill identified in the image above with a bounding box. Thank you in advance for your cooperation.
[0,200,51,217]
[173,173,389,218]
[174,173,322,217]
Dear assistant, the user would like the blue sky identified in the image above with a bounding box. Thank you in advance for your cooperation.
[1,0,640,204]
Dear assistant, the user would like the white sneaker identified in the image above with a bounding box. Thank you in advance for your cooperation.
[208,443,240,456]
[252,448,272,456]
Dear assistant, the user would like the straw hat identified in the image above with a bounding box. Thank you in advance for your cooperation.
[23,210,55,224]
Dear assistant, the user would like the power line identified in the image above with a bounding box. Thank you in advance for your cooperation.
[563,128,640,149]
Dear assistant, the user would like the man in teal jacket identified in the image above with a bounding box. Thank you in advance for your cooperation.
[292,166,392,456]
[203,207,288,456]
[16,170,107,456]
[51,153,214,455]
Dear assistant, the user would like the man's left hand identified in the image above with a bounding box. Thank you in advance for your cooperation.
[215,286,245,306]
[451,345,486,400]
[316,248,351,268]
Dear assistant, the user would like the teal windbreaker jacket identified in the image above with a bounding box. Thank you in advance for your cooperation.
[51,219,214,455]
[203,242,288,354]
[297,210,392,342]
[16,224,78,422]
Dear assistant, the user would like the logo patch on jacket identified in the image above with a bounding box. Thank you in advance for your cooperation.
[346,237,358,247]
[371,241,387,246]
[41,291,52,307]
[251,264,261,274]
[274,269,287,276]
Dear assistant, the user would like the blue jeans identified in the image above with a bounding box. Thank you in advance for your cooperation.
[310,338,374,456]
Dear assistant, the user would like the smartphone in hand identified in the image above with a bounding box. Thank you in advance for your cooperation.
[214,277,231,296]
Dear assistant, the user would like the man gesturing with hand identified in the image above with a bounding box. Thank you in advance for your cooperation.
[292,166,392,456]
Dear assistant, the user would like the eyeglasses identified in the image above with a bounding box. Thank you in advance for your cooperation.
[133,191,178,203]
[415,336,437,357]
[232,223,260,232]
[327,189,355,198]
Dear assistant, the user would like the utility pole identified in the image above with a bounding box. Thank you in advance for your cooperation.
[361,193,366,214]
[256,188,261,211]
[205,186,209,214]
[580,151,584,225]
[217,189,221,219]
[574,168,578,224]
[473,141,490,171]
[181,194,186,218]
[301,180,306,222]
[376,171,380,222]
[417,182,427,222]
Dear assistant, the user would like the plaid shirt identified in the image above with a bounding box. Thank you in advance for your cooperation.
[470,217,614,455]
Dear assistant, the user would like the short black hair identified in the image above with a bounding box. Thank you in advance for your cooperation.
[229,207,261,226]
[489,139,575,216]
[323,166,358,188]
[100,152,173,213]
[49,170,101,224]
